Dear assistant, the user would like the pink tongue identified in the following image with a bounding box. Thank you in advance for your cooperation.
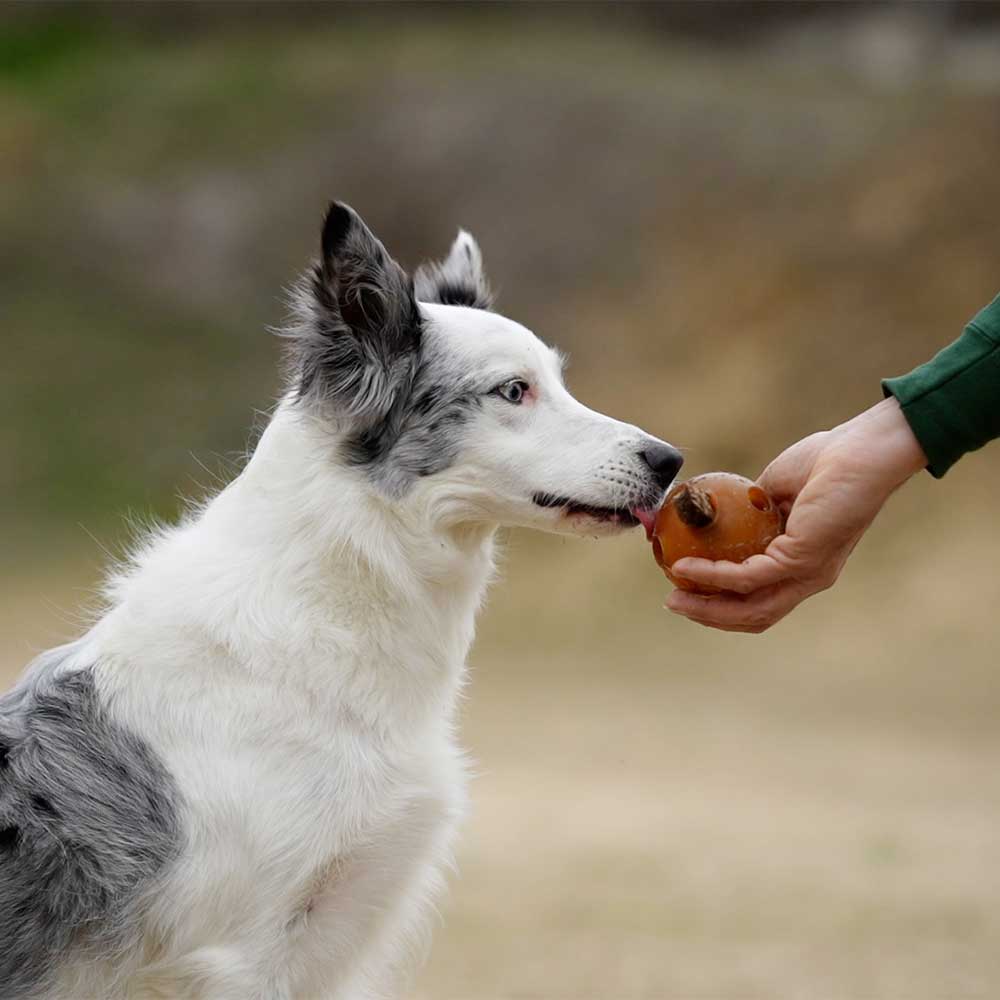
[633,507,657,540]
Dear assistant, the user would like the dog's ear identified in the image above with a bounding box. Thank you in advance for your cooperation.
[414,230,493,310]
[288,202,421,424]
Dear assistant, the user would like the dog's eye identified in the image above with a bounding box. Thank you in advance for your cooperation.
[493,379,529,405]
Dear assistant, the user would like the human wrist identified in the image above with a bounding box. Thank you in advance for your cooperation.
[837,397,928,488]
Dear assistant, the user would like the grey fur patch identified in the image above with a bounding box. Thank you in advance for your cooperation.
[282,202,422,428]
[0,648,181,998]
[281,205,499,496]
[346,354,484,497]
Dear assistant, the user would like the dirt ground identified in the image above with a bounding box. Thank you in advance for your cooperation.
[4,468,998,1000]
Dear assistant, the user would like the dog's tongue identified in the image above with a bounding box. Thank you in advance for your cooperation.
[633,507,658,540]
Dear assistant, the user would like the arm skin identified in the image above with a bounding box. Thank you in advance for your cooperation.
[665,397,927,634]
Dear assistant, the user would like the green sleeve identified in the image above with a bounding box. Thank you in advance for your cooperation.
[882,293,1000,478]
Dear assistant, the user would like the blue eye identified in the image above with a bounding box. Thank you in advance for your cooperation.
[494,379,528,404]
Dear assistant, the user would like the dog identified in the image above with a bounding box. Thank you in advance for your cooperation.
[0,203,683,999]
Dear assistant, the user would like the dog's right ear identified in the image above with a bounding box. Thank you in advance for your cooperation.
[286,202,421,424]
[414,230,493,310]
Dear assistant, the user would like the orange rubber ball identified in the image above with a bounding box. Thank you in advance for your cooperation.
[651,473,783,595]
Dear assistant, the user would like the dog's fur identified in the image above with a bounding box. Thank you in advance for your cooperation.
[0,204,682,1000]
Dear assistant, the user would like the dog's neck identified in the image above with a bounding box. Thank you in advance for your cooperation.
[238,404,497,594]
[100,405,497,737]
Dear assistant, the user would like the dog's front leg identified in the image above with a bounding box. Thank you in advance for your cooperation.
[289,780,464,1000]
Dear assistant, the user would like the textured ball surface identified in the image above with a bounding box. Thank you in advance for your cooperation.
[651,472,783,595]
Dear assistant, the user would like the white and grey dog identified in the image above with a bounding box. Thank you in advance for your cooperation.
[0,203,682,999]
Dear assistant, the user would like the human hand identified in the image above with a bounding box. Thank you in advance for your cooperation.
[665,398,927,633]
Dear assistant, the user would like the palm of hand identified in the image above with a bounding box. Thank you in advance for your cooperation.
[764,433,891,591]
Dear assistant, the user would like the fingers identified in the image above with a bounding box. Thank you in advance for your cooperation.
[665,585,802,634]
[669,552,788,595]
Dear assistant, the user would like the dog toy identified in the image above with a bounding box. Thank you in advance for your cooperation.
[649,473,783,595]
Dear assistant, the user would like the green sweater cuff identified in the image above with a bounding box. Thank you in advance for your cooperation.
[882,293,1000,478]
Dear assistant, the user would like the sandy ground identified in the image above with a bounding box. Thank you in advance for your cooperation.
[3,469,999,1000]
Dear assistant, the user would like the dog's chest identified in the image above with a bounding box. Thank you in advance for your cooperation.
[137,678,465,975]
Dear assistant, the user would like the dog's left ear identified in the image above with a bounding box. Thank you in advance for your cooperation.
[289,202,421,425]
[415,230,493,310]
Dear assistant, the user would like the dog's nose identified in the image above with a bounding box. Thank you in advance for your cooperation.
[639,442,684,489]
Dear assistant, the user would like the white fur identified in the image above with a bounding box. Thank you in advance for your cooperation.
[55,300,675,998]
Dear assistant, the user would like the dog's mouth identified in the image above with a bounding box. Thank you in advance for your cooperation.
[632,506,659,539]
[532,492,659,529]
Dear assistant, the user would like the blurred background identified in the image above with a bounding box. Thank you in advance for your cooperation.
[3,3,1000,997]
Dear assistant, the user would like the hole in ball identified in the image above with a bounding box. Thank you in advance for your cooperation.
[748,486,770,512]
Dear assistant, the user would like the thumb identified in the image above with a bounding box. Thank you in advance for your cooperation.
[756,434,827,506]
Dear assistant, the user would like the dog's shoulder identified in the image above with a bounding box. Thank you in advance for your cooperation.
[0,645,182,998]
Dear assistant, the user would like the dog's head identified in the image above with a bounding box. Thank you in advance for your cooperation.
[284,203,682,537]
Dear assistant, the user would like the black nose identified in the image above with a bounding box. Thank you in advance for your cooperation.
[639,442,684,489]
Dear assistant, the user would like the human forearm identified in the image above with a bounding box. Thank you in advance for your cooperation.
[882,292,1000,477]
